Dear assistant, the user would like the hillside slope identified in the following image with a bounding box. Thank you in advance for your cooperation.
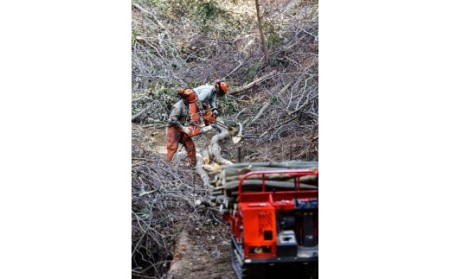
[132,0,318,278]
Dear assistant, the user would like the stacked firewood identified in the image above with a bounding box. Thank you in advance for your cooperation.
[209,161,318,215]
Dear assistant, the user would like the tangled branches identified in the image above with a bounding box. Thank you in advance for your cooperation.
[132,89,177,125]
[220,0,319,161]
[132,1,189,91]
[131,0,319,274]
[132,156,222,278]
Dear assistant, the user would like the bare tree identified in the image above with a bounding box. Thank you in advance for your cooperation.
[255,0,269,64]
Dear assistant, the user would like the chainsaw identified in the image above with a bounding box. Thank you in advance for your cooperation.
[189,110,243,143]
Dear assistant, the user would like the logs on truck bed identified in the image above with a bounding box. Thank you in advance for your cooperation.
[208,160,318,213]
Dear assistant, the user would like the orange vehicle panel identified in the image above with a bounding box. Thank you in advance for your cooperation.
[240,202,277,258]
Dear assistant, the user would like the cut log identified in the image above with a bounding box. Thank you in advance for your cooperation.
[217,180,317,190]
[208,125,233,165]
[195,153,210,188]
[222,173,318,186]
[209,161,319,211]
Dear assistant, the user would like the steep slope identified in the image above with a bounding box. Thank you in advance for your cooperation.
[132,0,318,278]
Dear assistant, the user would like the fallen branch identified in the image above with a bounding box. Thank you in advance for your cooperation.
[132,3,166,30]
[166,230,189,279]
[245,80,293,128]
[195,153,211,188]
[228,70,277,95]
[224,60,244,78]
[132,103,152,122]
[208,125,233,165]
[247,101,270,127]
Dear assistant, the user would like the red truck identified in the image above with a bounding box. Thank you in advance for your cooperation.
[223,168,318,279]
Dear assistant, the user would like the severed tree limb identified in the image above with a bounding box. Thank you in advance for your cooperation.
[289,90,317,115]
[259,114,298,138]
[245,80,293,128]
[192,125,235,189]
[166,230,189,279]
[258,91,317,137]
[224,60,244,79]
[247,101,270,127]
[229,70,277,95]
[132,103,152,121]
[132,3,166,30]
[208,125,233,165]
[234,107,248,121]
[195,153,210,188]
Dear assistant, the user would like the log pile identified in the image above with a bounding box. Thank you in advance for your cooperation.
[208,161,318,215]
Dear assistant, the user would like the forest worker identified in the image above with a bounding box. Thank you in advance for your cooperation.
[193,80,228,126]
[166,89,201,166]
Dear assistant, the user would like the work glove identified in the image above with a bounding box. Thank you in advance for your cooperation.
[212,109,219,117]
[180,126,191,135]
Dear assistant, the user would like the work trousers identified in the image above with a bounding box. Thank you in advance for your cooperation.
[166,126,196,166]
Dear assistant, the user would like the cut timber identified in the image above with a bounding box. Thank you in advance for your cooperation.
[229,70,277,95]
[220,180,317,190]
[195,153,210,188]
[223,161,318,169]
[223,173,318,186]
[202,163,222,174]
[222,161,318,176]
[207,125,233,165]
[231,122,243,143]
[201,149,210,164]
[210,160,318,212]
[194,122,236,190]
[167,230,190,279]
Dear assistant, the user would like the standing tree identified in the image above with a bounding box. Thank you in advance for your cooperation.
[255,0,269,64]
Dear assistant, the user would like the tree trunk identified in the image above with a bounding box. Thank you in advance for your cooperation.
[208,125,233,165]
[255,0,269,64]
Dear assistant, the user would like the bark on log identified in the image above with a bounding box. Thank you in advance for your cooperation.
[212,187,317,198]
[208,125,233,165]
[222,160,318,170]
[167,230,189,279]
[210,161,319,210]
[222,174,318,186]
[221,162,318,177]
[193,123,236,190]
[195,153,210,188]
[217,180,317,190]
